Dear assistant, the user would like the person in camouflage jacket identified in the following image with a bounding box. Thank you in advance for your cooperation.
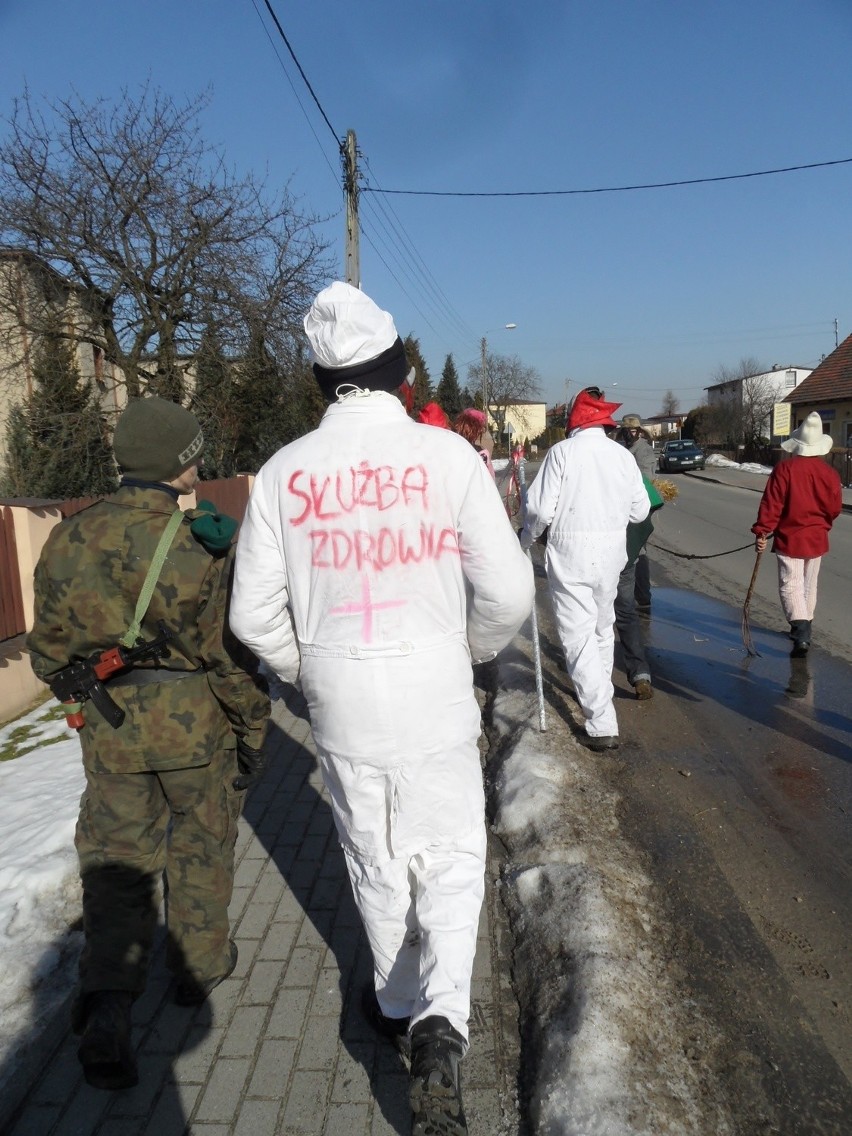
[27,396,270,1091]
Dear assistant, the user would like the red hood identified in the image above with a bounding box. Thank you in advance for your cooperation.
[568,389,622,431]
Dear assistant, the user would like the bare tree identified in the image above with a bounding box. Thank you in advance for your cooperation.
[660,389,680,416]
[707,357,771,448]
[0,84,330,399]
[468,351,542,443]
[712,356,765,386]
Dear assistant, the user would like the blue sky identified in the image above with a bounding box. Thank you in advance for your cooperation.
[1,0,850,418]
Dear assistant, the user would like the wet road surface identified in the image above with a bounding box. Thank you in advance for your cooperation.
[611,579,852,1133]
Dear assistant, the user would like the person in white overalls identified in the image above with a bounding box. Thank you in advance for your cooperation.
[521,387,649,750]
[229,282,534,1136]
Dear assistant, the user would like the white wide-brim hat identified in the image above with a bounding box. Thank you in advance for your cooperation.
[780,411,833,456]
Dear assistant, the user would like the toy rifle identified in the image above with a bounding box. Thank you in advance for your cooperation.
[49,622,173,730]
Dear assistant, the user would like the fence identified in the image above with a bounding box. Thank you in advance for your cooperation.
[0,505,26,642]
[0,475,253,646]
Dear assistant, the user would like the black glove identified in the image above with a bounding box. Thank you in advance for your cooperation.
[232,740,267,791]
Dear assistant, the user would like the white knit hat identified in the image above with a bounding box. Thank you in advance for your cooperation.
[780,411,833,456]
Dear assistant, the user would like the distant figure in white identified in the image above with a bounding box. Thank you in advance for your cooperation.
[521,386,649,750]
[229,281,534,1136]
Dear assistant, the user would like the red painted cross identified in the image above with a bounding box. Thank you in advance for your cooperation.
[329,574,407,643]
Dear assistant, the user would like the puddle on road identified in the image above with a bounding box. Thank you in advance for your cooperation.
[642,586,852,766]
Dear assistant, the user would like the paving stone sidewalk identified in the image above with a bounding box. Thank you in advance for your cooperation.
[6,689,524,1136]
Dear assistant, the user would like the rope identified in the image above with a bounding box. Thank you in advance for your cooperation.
[649,539,755,561]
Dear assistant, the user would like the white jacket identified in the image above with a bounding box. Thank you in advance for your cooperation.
[229,391,534,860]
[521,427,650,578]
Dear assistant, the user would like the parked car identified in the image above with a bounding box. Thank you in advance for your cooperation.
[658,440,706,472]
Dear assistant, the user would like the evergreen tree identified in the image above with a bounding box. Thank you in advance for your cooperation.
[436,354,464,422]
[0,405,36,496]
[192,325,240,479]
[404,335,433,415]
[232,327,290,472]
[284,358,327,441]
[2,315,116,498]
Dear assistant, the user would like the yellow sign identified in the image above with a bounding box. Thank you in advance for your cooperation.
[772,402,791,436]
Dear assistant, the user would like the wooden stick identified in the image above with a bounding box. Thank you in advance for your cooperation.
[742,548,763,656]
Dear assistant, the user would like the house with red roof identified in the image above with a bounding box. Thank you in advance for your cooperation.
[784,333,852,448]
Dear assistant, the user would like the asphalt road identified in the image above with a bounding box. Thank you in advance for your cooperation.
[517,464,852,1133]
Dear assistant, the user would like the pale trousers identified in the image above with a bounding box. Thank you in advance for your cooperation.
[548,570,620,737]
[776,554,822,622]
[343,825,486,1043]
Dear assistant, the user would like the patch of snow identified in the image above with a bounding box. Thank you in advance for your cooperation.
[488,655,734,1133]
[704,454,771,475]
[0,706,85,1083]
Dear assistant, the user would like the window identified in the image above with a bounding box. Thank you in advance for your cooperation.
[785,370,796,388]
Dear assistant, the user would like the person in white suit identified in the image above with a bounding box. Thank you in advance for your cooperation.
[521,387,649,751]
[229,282,534,1136]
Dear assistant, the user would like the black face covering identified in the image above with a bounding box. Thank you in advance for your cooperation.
[312,337,408,401]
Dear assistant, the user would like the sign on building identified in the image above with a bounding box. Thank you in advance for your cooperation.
[772,402,791,437]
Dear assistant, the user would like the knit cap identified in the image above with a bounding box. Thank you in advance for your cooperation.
[113,396,204,482]
[304,281,409,400]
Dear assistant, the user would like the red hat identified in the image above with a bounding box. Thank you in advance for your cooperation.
[418,402,450,428]
[567,387,621,432]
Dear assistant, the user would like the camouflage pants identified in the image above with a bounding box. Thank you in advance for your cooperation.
[75,748,243,995]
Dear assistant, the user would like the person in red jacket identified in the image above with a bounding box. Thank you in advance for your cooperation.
[751,412,843,655]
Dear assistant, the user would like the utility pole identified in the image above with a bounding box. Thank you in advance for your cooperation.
[480,337,488,420]
[343,130,360,287]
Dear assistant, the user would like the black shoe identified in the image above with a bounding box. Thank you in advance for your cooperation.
[361,982,411,1058]
[174,940,238,1006]
[584,734,619,751]
[789,619,810,656]
[76,991,138,1091]
[410,1016,467,1136]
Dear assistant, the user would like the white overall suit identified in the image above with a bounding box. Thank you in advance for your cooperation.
[521,426,649,738]
[229,390,534,1039]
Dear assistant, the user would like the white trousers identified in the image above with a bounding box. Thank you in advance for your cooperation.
[343,825,486,1042]
[776,554,822,622]
[548,569,620,737]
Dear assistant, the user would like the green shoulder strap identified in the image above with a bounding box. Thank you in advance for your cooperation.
[120,508,185,647]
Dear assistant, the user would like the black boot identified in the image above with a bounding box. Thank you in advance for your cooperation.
[789,619,810,656]
[174,940,238,1006]
[361,982,411,1058]
[75,991,138,1090]
[409,1015,467,1136]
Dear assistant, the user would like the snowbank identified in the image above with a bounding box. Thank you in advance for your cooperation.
[488,661,733,1133]
[0,704,85,1084]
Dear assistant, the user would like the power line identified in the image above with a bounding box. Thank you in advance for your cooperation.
[251,2,476,356]
[363,157,852,198]
[361,157,479,347]
[249,0,340,186]
[258,0,339,145]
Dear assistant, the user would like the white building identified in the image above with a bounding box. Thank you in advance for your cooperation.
[704,366,811,440]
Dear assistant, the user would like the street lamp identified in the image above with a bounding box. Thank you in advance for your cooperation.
[480,323,517,421]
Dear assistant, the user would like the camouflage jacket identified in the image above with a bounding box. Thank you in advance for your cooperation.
[28,485,270,774]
